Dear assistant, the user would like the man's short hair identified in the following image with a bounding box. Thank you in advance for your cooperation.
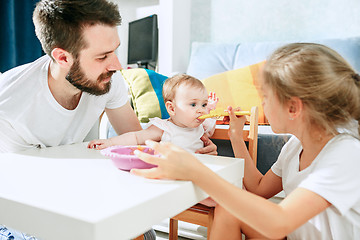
[33,0,121,58]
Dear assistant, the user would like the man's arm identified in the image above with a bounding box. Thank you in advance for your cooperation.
[105,101,142,135]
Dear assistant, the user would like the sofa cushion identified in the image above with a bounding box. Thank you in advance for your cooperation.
[187,37,360,80]
[233,37,360,72]
[121,68,169,123]
[202,61,267,124]
[187,42,240,79]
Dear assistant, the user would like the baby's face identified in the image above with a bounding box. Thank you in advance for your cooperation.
[170,84,209,128]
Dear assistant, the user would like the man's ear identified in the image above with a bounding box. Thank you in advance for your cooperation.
[287,96,303,120]
[165,101,175,116]
[51,48,74,68]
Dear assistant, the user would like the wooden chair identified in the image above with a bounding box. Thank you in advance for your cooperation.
[133,235,144,240]
[169,106,259,240]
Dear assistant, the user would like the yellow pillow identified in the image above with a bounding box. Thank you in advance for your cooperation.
[121,68,169,123]
[202,61,267,124]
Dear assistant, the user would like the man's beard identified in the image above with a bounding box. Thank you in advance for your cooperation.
[65,59,115,96]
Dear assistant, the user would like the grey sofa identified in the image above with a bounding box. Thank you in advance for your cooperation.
[186,37,360,173]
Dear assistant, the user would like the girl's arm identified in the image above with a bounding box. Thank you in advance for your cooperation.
[88,125,163,150]
[194,160,331,239]
[131,141,331,239]
[226,106,282,198]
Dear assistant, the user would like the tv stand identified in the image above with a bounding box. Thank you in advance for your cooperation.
[136,61,156,71]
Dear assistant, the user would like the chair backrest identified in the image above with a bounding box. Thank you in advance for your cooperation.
[210,106,259,165]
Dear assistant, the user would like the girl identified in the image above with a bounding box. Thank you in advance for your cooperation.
[131,43,360,239]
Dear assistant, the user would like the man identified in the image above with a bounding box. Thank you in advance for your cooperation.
[0,0,140,153]
[0,0,216,239]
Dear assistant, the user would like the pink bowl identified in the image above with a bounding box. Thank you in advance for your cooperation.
[101,145,158,171]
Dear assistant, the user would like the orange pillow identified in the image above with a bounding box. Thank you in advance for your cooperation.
[202,61,267,124]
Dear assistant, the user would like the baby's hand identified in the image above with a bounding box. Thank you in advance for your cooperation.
[207,92,219,111]
[87,139,113,150]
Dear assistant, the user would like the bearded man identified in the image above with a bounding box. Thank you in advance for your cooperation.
[0,1,217,239]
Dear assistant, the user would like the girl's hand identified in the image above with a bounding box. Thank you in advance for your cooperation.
[131,140,204,180]
[207,92,219,111]
[223,106,247,140]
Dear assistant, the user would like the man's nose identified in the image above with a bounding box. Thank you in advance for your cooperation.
[107,53,122,71]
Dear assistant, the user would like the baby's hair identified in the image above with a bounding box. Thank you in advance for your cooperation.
[162,74,206,102]
[263,43,360,137]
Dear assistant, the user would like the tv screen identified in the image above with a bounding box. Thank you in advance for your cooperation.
[127,14,158,68]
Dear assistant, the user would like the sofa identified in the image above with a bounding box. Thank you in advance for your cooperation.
[185,36,360,174]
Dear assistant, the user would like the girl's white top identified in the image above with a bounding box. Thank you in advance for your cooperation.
[272,134,360,240]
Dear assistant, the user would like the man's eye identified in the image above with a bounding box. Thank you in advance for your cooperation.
[98,55,107,61]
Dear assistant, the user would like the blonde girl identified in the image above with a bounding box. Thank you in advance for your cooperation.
[132,43,360,239]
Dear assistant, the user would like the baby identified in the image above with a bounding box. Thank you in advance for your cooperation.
[88,74,218,152]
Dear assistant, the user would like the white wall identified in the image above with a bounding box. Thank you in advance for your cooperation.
[191,0,360,43]
[111,0,159,69]
[158,0,191,76]
[112,0,360,73]
[111,0,190,76]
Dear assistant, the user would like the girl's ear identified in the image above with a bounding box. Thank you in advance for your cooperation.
[165,101,175,116]
[51,48,74,68]
[287,96,303,120]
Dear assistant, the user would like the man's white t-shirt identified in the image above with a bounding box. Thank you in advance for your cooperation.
[271,134,360,240]
[0,55,129,152]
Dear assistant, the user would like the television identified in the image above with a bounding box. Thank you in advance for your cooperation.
[127,14,158,69]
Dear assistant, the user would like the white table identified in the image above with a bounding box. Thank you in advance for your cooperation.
[0,143,244,240]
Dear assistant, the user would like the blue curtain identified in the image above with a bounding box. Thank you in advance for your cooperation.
[0,0,43,73]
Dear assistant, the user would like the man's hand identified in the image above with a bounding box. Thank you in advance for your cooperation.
[196,135,217,155]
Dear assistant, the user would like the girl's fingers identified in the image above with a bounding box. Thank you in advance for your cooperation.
[131,167,160,179]
[134,149,161,166]
[144,139,158,149]
[227,106,244,119]
[145,140,179,157]
[145,140,164,155]
[227,106,237,120]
